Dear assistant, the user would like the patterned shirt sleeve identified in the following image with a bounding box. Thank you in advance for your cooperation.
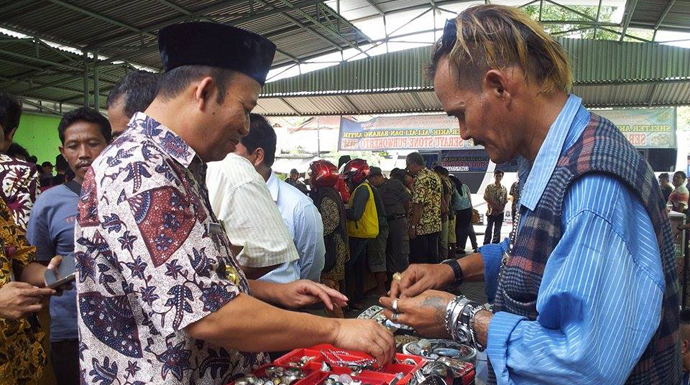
[0,157,41,231]
[0,199,36,269]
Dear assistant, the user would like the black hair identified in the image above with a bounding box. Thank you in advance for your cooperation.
[433,165,449,176]
[659,173,670,180]
[290,168,299,175]
[27,155,37,164]
[338,155,351,169]
[449,174,465,196]
[0,92,22,137]
[495,170,505,176]
[674,171,687,181]
[242,113,276,167]
[681,309,690,325]
[6,142,29,160]
[58,107,112,144]
[406,152,425,167]
[55,154,69,172]
[107,71,161,118]
[42,161,53,168]
[158,65,235,104]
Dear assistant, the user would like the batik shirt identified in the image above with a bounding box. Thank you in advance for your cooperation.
[0,154,40,230]
[74,112,268,385]
[411,168,442,235]
[0,198,46,385]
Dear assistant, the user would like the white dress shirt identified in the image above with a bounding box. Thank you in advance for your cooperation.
[264,170,326,282]
[206,153,299,274]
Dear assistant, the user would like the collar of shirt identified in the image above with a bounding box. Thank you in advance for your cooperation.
[131,112,199,169]
[517,95,591,212]
[267,170,280,203]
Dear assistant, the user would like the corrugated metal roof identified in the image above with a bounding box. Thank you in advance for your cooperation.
[628,0,690,33]
[262,38,690,95]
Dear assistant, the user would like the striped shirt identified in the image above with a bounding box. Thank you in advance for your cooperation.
[482,95,665,384]
[206,153,299,269]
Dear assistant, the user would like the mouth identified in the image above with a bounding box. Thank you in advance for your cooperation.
[76,163,90,171]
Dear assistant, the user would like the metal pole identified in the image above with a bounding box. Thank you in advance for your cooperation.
[83,52,89,107]
[316,117,321,156]
[93,50,100,110]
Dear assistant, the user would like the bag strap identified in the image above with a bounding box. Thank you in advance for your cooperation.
[64,180,82,196]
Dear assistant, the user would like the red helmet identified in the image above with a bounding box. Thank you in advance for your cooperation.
[341,159,370,185]
[309,160,339,187]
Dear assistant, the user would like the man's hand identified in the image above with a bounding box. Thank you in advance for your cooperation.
[0,281,54,320]
[408,227,417,240]
[379,290,455,338]
[45,255,72,295]
[278,280,348,310]
[331,318,395,366]
[388,264,454,299]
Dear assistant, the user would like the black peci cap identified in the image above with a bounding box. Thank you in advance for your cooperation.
[158,22,277,85]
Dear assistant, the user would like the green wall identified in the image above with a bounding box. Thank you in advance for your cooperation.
[14,113,62,164]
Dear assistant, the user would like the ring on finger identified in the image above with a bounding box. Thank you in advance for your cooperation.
[392,298,399,313]
[392,272,403,281]
[391,312,399,321]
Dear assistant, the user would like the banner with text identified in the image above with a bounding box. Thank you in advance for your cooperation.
[593,107,676,148]
[338,116,480,151]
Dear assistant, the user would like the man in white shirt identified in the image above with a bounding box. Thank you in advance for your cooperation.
[207,152,300,282]
[233,114,326,282]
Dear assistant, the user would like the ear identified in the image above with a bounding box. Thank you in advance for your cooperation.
[6,126,18,143]
[59,145,66,158]
[683,339,689,354]
[483,69,511,100]
[253,147,265,168]
[194,76,215,111]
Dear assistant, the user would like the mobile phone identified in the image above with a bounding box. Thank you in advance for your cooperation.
[44,252,76,289]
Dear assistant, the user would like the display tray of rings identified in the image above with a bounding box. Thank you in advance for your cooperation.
[228,344,427,385]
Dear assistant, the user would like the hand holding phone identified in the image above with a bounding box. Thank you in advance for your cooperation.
[44,253,76,290]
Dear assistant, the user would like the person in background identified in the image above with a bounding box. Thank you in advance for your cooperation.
[6,142,30,161]
[682,309,690,385]
[336,155,352,203]
[376,168,411,281]
[106,70,161,138]
[52,154,68,186]
[669,171,689,213]
[658,172,673,203]
[26,107,111,385]
[342,159,379,309]
[509,177,520,226]
[406,152,442,264]
[39,161,54,188]
[286,168,309,195]
[74,22,393,385]
[206,131,300,282]
[0,92,41,230]
[450,175,476,255]
[309,160,349,318]
[483,170,507,244]
[234,114,325,283]
[365,167,389,296]
[433,166,453,259]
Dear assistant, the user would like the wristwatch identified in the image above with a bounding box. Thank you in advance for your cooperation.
[441,259,464,286]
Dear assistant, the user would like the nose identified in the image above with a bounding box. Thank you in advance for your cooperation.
[458,122,471,141]
[77,144,92,160]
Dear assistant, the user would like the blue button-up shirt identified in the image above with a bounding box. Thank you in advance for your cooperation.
[480,95,665,384]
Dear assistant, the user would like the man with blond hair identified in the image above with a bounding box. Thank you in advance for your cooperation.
[381,5,679,385]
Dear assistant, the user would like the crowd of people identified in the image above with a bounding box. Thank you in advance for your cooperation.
[0,4,685,385]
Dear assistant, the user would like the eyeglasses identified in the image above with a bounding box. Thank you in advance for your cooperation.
[439,19,457,52]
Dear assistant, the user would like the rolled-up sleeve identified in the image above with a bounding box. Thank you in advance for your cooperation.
[487,176,665,385]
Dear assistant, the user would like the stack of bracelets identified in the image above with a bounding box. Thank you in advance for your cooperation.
[443,295,485,352]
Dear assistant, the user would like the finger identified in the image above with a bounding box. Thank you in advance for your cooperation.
[20,287,56,297]
[382,309,412,329]
[379,296,394,310]
[6,281,34,289]
[47,255,63,270]
[401,280,427,298]
[309,285,334,310]
[21,303,44,315]
[398,269,418,293]
[367,336,387,366]
[373,325,395,364]
[319,284,348,302]
[389,279,401,299]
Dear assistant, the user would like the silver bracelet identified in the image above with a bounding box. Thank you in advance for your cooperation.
[450,297,471,341]
[444,296,464,338]
[468,305,486,352]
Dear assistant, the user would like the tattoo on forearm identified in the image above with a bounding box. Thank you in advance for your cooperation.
[421,296,446,325]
